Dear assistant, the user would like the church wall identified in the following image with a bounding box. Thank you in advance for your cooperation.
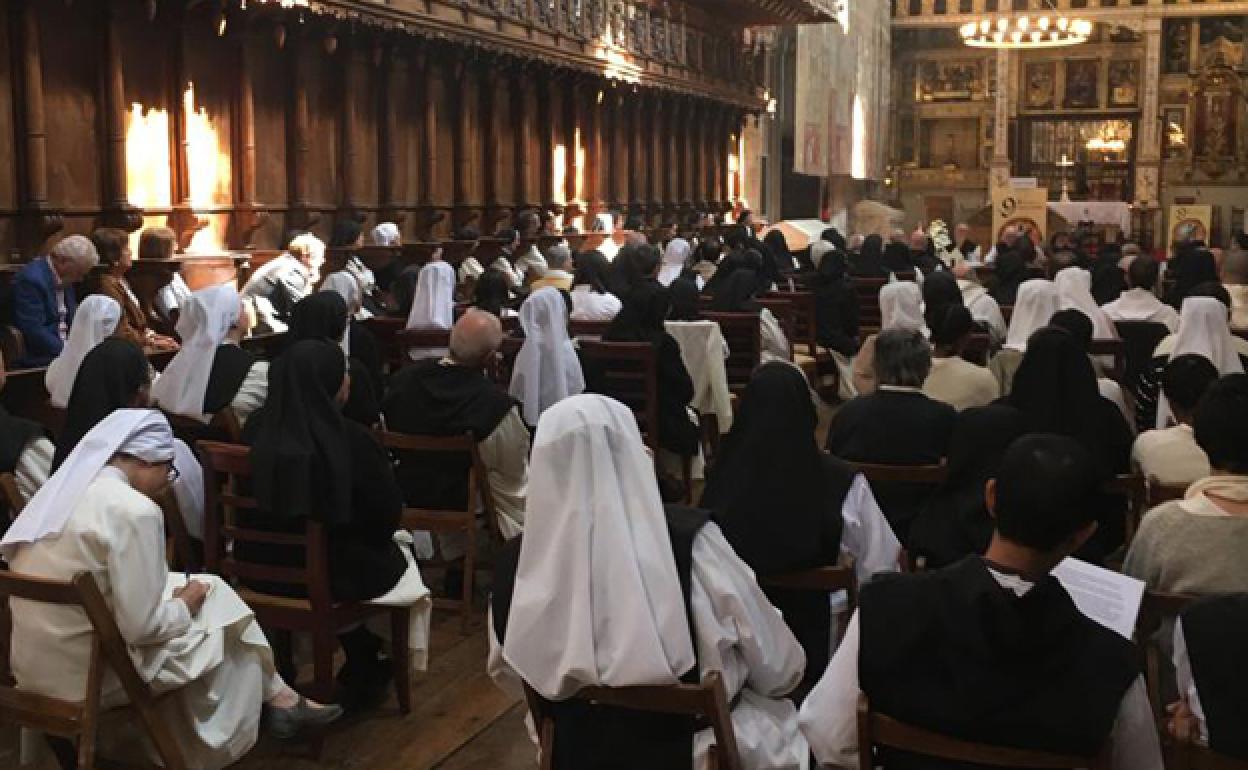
[0,0,762,260]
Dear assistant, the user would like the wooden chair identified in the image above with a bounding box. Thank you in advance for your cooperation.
[761,565,858,613]
[568,318,611,340]
[197,441,412,709]
[703,311,762,393]
[1146,477,1188,509]
[361,316,408,370]
[1135,590,1197,726]
[857,694,1110,770]
[848,461,949,487]
[755,296,796,360]
[374,431,500,634]
[1103,473,1148,546]
[961,332,993,366]
[767,290,819,357]
[0,325,25,370]
[1089,338,1127,384]
[523,671,744,770]
[1170,741,1248,770]
[395,328,452,363]
[1114,321,1170,390]
[0,569,187,770]
[852,277,889,331]
[488,335,524,388]
[0,472,24,521]
[163,407,242,446]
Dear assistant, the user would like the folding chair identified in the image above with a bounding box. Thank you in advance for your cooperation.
[857,694,1110,770]
[524,671,744,770]
[374,431,501,634]
[0,569,187,770]
[198,441,412,710]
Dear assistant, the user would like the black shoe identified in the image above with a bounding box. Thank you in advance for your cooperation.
[266,697,344,740]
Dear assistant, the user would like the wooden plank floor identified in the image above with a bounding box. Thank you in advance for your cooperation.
[0,610,536,770]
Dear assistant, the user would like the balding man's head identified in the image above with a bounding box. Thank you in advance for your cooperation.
[889,228,907,244]
[449,309,504,369]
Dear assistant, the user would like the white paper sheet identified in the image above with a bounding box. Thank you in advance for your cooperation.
[1051,557,1146,639]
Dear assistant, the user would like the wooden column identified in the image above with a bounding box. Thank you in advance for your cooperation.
[483,60,505,232]
[518,66,541,212]
[611,88,629,211]
[705,105,720,211]
[233,16,266,248]
[377,43,405,230]
[13,0,62,255]
[565,73,585,220]
[99,0,142,234]
[650,92,665,222]
[340,34,365,221]
[287,25,317,232]
[540,69,563,217]
[690,100,705,208]
[666,94,681,221]
[584,77,605,223]
[710,106,725,211]
[451,53,481,231]
[166,2,206,250]
[414,49,444,239]
[629,90,645,215]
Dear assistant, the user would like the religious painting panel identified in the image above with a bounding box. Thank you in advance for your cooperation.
[1063,60,1099,109]
[1164,19,1193,75]
[1193,90,1238,160]
[1200,17,1246,46]
[1023,61,1056,111]
[0,6,16,214]
[38,0,101,209]
[304,43,342,215]
[1163,106,1188,160]
[1108,60,1139,108]
[916,60,983,102]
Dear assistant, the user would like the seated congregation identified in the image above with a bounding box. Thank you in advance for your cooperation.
[1,214,1248,770]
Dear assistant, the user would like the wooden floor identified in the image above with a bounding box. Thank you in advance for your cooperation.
[0,610,538,770]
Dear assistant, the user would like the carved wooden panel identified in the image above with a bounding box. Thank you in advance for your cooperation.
[38,1,100,211]
[0,7,16,216]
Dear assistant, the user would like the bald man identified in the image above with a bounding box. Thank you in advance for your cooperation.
[1222,238,1248,331]
[383,309,529,542]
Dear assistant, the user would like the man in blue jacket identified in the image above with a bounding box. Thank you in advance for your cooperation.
[11,235,99,367]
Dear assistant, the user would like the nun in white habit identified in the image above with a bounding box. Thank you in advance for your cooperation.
[989,278,1061,395]
[45,295,122,408]
[405,260,457,361]
[658,237,692,287]
[321,270,368,322]
[488,395,809,770]
[1154,297,1246,428]
[151,284,266,425]
[1,410,341,769]
[1055,266,1119,341]
[371,221,401,247]
[509,287,585,426]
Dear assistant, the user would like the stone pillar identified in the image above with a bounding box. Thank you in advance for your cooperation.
[989,48,1013,196]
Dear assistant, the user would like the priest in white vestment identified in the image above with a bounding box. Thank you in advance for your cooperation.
[1,410,342,769]
[488,395,810,770]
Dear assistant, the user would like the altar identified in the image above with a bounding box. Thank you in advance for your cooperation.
[1047,201,1133,237]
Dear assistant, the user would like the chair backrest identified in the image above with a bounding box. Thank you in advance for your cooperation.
[1146,476,1188,509]
[569,318,611,341]
[1089,338,1126,384]
[1171,741,1248,770]
[196,441,333,609]
[703,311,761,390]
[524,670,744,770]
[373,430,500,539]
[0,473,24,521]
[1103,473,1148,546]
[362,316,408,369]
[0,569,187,770]
[852,277,889,331]
[0,325,24,370]
[396,328,452,361]
[849,461,949,486]
[1113,321,1170,390]
[1135,589,1198,725]
[856,695,1110,770]
[768,290,818,354]
[162,408,242,447]
[580,340,660,454]
[761,566,858,613]
[755,297,796,359]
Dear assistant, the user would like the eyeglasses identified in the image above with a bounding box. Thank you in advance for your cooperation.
[166,464,181,483]
[126,455,179,483]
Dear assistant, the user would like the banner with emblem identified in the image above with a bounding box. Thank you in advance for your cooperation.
[992,187,1050,245]
[1168,205,1213,245]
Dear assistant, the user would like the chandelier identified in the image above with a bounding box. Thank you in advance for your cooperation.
[960,14,1093,50]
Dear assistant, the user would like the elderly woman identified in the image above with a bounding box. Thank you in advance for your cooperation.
[241,232,325,333]
[87,228,178,351]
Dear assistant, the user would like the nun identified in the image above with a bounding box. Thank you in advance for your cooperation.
[151,284,268,426]
[710,269,791,362]
[0,405,53,506]
[509,287,585,427]
[701,364,900,697]
[1055,266,1119,341]
[45,294,122,409]
[52,337,207,540]
[489,395,810,770]
[242,340,432,701]
[658,237,692,287]
[569,251,623,321]
[2,410,342,768]
[405,259,457,361]
[852,281,927,396]
[987,278,1061,396]
[287,293,381,427]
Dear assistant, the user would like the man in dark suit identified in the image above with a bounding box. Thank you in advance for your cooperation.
[826,327,956,543]
[11,235,99,367]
